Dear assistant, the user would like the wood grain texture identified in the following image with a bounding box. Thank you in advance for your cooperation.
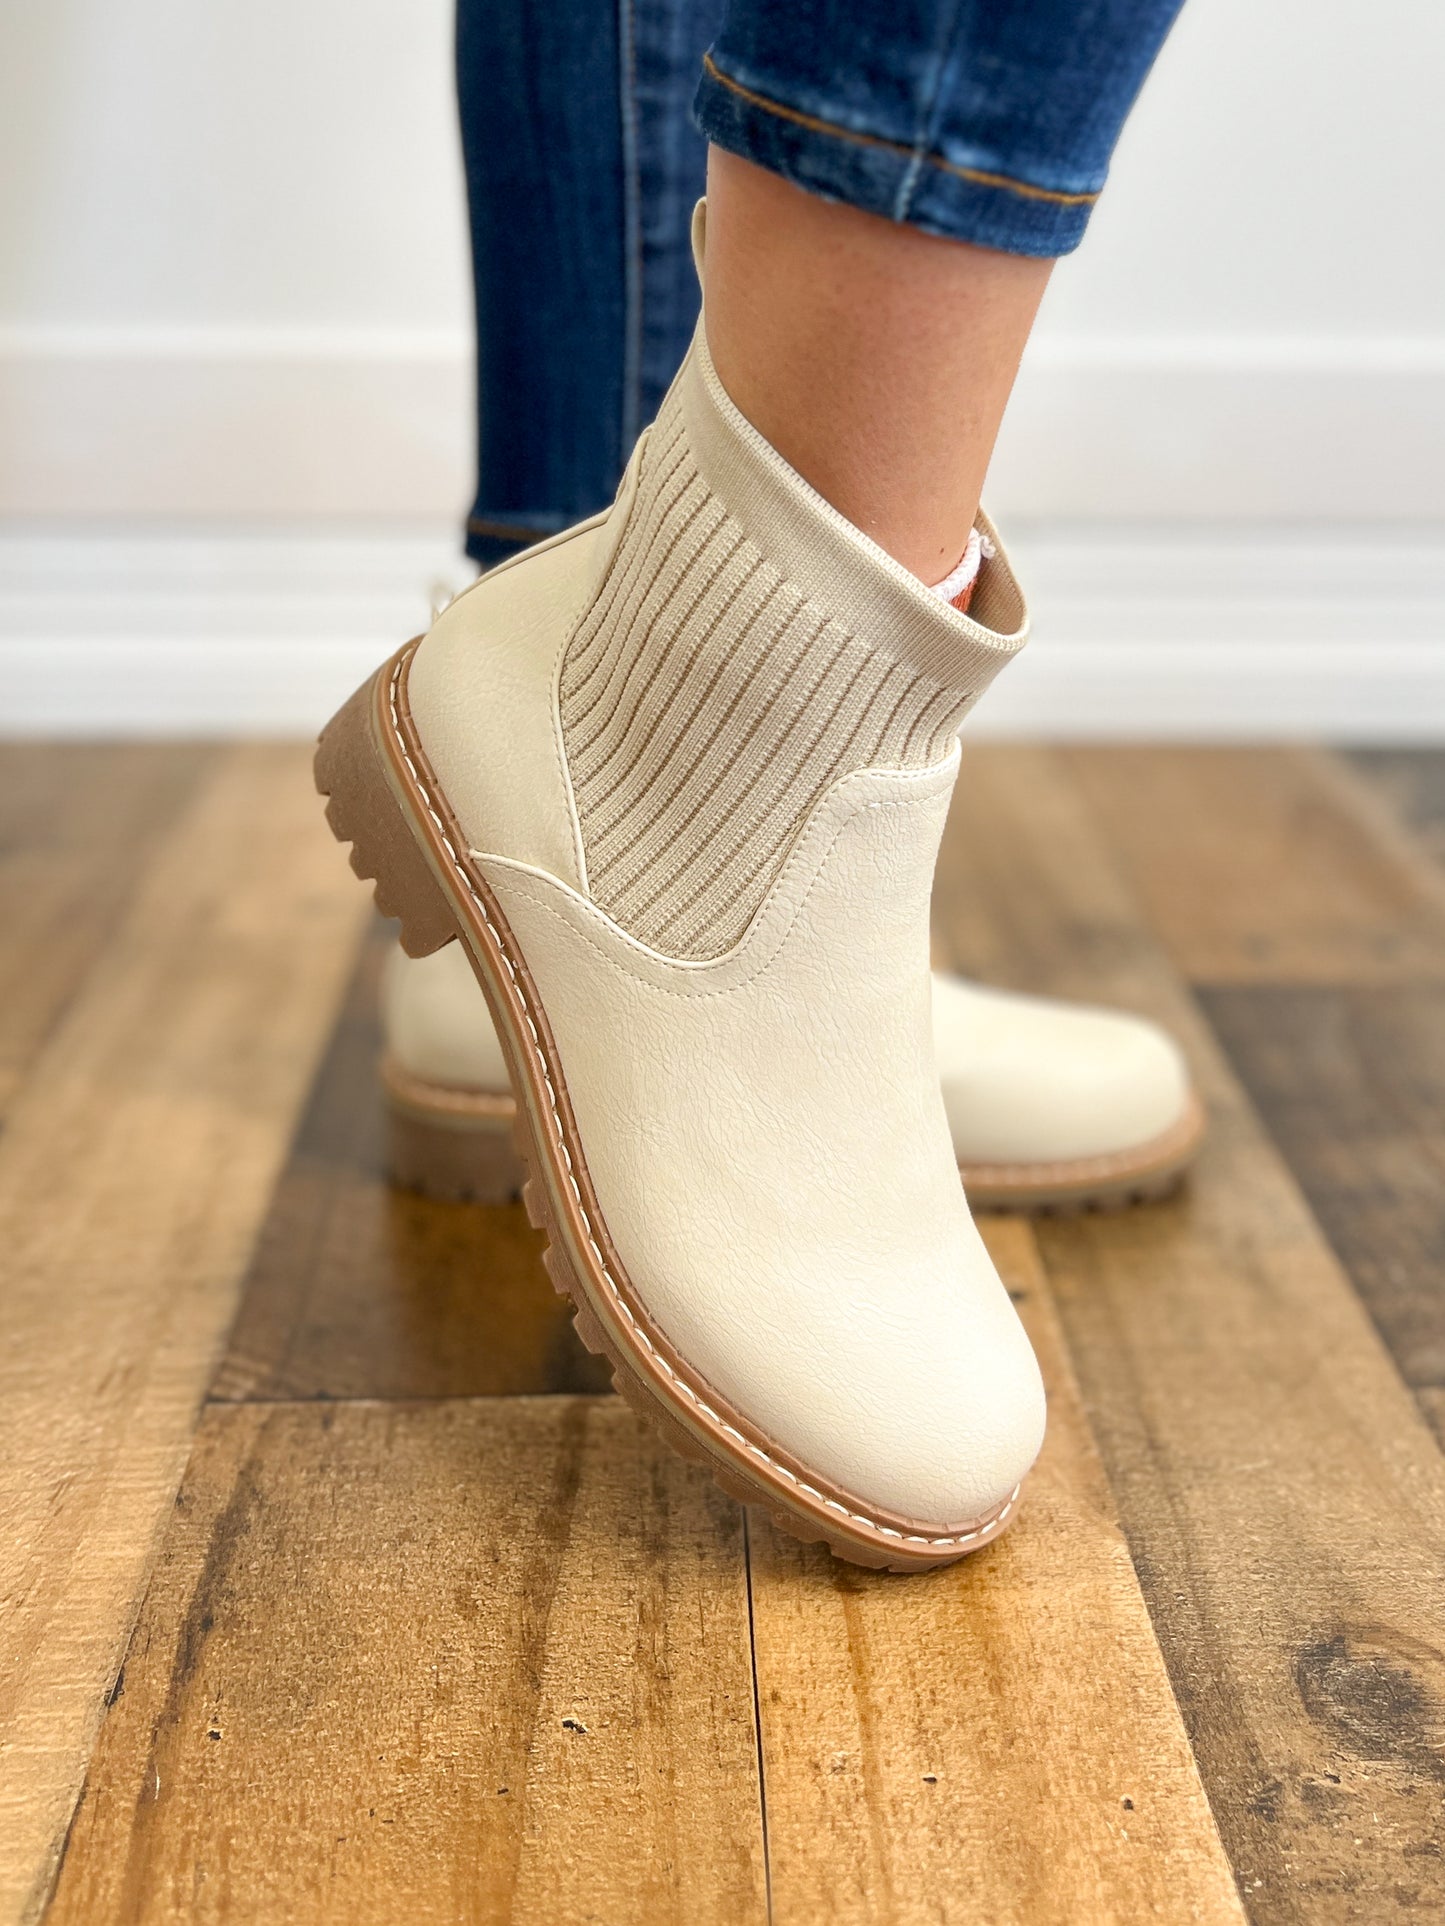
[0,744,208,1117]
[45,1397,766,1926]
[12,738,1445,1925]
[212,919,612,1402]
[1200,984,1445,1390]
[750,1213,1245,1926]
[1059,746,1445,984]
[0,747,367,1926]
[935,745,1445,1921]
[1418,1391,1445,1455]
[1346,749,1445,868]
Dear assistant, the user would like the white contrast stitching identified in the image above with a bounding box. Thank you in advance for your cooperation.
[384,654,1016,1552]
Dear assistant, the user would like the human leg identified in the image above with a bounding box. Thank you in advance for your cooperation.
[703,153,1049,579]
[696,0,1185,576]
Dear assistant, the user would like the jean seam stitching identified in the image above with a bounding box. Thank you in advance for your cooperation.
[897,0,969,222]
[701,51,1100,209]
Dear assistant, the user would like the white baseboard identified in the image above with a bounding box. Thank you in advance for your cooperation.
[2,523,1441,738]
[996,337,1445,523]
[2,331,1444,521]
[0,332,475,521]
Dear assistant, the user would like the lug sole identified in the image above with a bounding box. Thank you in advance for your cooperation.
[382,1070,1204,1217]
[315,644,1021,1573]
[383,1057,522,1205]
[960,1093,1206,1214]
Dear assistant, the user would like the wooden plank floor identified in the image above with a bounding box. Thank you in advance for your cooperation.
[3,742,1442,1925]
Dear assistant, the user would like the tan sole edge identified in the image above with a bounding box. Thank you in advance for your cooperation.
[961,1092,1207,1215]
[316,646,1019,1574]
[383,1067,1205,1218]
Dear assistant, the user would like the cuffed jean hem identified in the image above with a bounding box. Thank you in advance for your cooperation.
[693,57,1099,258]
[465,509,573,568]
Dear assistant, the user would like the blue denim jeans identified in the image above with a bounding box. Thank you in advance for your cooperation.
[458,0,719,564]
[458,0,1183,565]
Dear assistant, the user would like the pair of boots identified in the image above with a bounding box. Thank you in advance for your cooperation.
[317,269,1200,1573]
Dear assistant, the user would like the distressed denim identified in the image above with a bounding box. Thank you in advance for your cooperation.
[457,0,1182,564]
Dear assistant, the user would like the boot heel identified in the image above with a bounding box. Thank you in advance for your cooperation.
[385,1099,523,1204]
[381,1059,524,1204]
[314,652,457,958]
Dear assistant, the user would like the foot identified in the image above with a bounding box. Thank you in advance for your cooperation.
[315,323,1043,1570]
[381,941,1204,1212]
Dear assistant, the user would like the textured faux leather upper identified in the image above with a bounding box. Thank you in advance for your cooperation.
[383,937,511,1090]
[933,974,1190,1162]
[477,754,1045,1523]
[407,448,645,891]
[384,942,1192,1165]
[401,323,1047,1527]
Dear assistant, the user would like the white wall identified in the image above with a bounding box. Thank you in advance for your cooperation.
[1,0,1442,732]
[989,0,1445,523]
[0,0,473,520]
[0,0,468,330]
[1048,0,1445,341]
[3,0,1444,523]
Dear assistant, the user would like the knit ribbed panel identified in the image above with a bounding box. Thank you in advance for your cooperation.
[558,373,1021,962]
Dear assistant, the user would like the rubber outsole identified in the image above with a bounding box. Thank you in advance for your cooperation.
[383,1057,521,1205]
[315,645,1021,1573]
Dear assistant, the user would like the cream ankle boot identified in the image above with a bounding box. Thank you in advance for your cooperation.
[316,291,1044,1570]
[380,940,1202,1212]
